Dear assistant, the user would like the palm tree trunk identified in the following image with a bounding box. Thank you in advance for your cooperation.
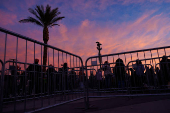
[43,27,49,72]
[43,41,48,72]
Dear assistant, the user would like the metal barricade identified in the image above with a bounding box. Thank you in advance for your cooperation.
[0,27,85,113]
[0,59,4,113]
[85,46,170,107]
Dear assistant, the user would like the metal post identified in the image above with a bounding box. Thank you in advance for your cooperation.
[96,42,102,69]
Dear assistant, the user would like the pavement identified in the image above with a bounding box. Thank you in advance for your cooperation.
[36,95,170,113]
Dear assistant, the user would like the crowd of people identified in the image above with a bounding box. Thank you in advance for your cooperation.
[3,55,170,98]
[3,60,84,97]
[89,56,170,90]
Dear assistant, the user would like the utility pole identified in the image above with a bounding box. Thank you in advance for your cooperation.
[96,42,102,69]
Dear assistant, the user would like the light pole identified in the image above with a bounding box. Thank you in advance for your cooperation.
[96,42,102,69]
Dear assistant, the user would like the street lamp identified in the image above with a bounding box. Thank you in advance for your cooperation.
[96,42,102,68]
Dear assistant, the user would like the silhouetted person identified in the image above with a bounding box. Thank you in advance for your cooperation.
[149,66,155,86]
[130,68,136,87]
[160,56,170,87]
[102,61,112,88]
[155,67,161,87]
[114,58,126,88]
[4,64,18,97]
[145,65,150,87]
[57,68,63,91]
[89,71,95,89]
[62,63,69,90]
[27,59,41,94]
[46,64,55,94]
[79,67,85,89]
[6,62,21,97]
[96,69,102,90]
[69,68,76,90]
[134,59,144,87]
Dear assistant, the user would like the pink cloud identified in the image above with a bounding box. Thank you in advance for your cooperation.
[46,10,170,63]
[1,6,170,67]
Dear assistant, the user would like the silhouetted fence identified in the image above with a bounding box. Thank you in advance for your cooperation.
[0,27,85,113]
[85,46,170,107]
[1,27,170,112]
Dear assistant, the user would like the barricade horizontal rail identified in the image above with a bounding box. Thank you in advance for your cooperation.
[0,27,85,113]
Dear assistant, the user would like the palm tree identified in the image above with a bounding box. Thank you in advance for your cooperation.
[19,4,65,71]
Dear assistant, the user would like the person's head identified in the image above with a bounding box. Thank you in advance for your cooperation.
[17,65,21,70]
[34,59,39,64]
[59,68,62,72]
[63,63,67,69]
[162,55,167,61]
[49,64,53,68]
[98,69,101,72]
[104,61,109,65]
[136,59,142,65]
[116,58,123,65]
[156,67,159,71]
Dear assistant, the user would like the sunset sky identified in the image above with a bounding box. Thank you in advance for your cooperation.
[1,0,170,66]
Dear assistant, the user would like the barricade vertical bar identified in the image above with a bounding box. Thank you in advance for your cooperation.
[70,55,73,99]
[73,56,74,67]
[0,60,4,113]
[24,40,27,112]
[14,37,19,113]
[70,55,71,68]
[66,54,69,101]
[33,42,35,111]
[130,53,133,93]
[66,53,67,62]
[124,54,128,93]
[150,50,154,91]
[76,57,77,69]
[124,54,126,64]
[48,49,50,105]
[85,59,89,109]
[1,33,7,113]
[75,57,78,99]
[62,52,64,64]
[53,49,56,104]
[41,45,43,108]
[144,51,148,91]
[62,52,65,100]
[58,51,59,70]
[79,58,80,70]
[150,50,153,64]
[164,48,166,56]
[163,49,166,91]
[58,51,61,94]
[157,49,162,88]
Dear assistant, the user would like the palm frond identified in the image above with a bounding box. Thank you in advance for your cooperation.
[35,5,45,26]
[48,8,60,21]
[49,24,60,27]
[50,17,65,25]
[19,4,65,28]
[40,5,44,13]
[28,8,42,23]
[19,17,43,27]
